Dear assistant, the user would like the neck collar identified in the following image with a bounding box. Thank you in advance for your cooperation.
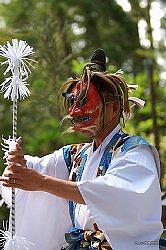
[92,124,121,152]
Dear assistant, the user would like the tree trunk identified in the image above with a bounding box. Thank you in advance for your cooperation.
[146,0,160,152]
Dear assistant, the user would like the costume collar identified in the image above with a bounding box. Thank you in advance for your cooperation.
[92,124,121,153]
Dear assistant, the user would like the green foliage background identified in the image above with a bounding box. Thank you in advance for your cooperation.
[0,0,165,229]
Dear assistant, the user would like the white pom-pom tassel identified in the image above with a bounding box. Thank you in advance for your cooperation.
[0,39,36,101]
[0,231,35,250]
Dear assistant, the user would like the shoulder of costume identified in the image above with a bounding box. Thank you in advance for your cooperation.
[121,135,150,152]
[116,134,160,178]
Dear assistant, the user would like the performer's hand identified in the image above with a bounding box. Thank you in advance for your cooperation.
[6,137,27,167]
[0,163,44,191]
[0,163,85,204]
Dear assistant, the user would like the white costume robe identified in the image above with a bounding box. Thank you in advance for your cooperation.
[0,125,163,249]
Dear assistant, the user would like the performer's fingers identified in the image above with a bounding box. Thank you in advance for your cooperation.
[7,155,26,166]
[8,166,29,180]
[7,163,24,172]
[2,183,13,187]
[1,175,23,188]
[0,176,9,182]
[6,155,26,163]
[1,179,20,188]
[8,149,24,157]
[3,167,20,177]
[2,183,18,188]
[16,137,22,150]
[7,160,27,168]
[0,177,15,185]
[2,170,20,180]
[3,171,14,178]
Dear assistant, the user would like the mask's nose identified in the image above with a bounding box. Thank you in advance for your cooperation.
[68,102,81,116]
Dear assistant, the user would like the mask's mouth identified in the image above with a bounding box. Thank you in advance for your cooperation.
[62,113,102,136]
[62,114,93,126]
[71,115,92,124]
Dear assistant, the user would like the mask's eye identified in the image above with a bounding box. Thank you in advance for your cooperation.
[65,93,75,108]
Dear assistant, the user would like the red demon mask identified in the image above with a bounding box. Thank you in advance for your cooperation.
[64,81,103,135]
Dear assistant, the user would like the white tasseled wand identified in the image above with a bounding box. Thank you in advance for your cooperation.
[0,39,36,249]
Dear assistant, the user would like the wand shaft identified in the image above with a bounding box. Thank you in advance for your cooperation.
[11,99,17,237]
[13,99,17,140]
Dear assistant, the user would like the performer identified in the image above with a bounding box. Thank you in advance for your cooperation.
[0,49,163,250]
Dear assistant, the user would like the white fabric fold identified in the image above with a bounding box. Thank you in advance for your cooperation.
[0,148,72,250]
[78,146,163,250]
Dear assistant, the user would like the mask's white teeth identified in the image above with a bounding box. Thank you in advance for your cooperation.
[73,116,92,123]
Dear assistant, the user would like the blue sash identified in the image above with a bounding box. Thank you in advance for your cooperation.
[62,132,151,249]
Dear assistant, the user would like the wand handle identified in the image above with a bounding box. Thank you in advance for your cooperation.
[11,99,17,237]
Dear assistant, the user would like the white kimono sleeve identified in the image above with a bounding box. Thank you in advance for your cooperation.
[0,148,72,250]
[77,145,163,250]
